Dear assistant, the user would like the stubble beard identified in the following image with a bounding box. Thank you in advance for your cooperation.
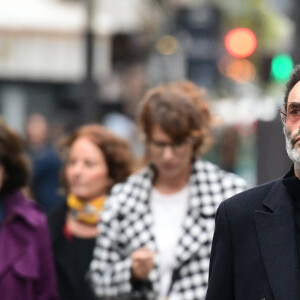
[284,126,300,175]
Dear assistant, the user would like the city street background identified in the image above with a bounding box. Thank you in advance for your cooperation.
[0,0,298,186]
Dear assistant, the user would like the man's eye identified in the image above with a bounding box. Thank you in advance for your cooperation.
[290,108,300,115]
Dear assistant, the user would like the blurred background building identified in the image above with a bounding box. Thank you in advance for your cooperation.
[0,0,298,186]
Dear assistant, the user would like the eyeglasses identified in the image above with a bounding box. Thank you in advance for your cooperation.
[279,102,300,125]
[148,139,192,155]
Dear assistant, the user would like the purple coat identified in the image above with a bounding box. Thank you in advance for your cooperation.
[0,190,59,300]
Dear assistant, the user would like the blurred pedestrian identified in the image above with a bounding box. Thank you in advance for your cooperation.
[0,117,58,299]
[25,113,64,212]
[206,64,300,299]
[48,124,134,300]
[89,81,247,300]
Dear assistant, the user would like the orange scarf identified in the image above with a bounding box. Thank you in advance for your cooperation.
[67,194,106,225]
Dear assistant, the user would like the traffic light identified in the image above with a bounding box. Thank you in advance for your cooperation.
[224,28,257,58]
[220,28,257,83]
[270,54,293,83]
[218,55,256,83]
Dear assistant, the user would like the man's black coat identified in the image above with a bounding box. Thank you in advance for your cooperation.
[206,178,300,300]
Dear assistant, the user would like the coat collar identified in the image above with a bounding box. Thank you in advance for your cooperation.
[255,179,300,299]
[262,179,292,212]
[3,190,41,228]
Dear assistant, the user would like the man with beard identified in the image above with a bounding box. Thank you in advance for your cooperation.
[206,64,300,300]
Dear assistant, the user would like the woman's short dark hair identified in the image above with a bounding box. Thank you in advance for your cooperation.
[0,118,30,194]
[59,124,135,193]
[138,81,214,157]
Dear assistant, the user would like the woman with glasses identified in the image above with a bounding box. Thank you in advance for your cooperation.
[89,81,247,300]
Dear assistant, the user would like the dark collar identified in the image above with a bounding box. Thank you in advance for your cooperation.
[48,201,68,243]
[283,164,296,179]
[282,164,300,204]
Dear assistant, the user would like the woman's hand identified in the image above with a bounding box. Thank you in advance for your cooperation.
[130,247,155,280]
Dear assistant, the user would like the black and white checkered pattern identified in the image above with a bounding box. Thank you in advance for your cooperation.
[89,160,247,300]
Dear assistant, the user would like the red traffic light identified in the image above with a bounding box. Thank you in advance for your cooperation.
[224,28,257,58]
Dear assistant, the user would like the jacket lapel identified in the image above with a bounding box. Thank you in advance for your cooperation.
[255,181,300,299]
[174,161,213,267]
[126,167,161,294]
[130,166,155,252]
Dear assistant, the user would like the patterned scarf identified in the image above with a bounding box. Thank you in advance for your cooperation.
[67,194,106,225]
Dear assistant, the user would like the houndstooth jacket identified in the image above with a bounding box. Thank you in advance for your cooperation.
[89,160,247,300]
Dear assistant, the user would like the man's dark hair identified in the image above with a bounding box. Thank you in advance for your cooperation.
[285,64,300,103]
[0,118,30,195]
